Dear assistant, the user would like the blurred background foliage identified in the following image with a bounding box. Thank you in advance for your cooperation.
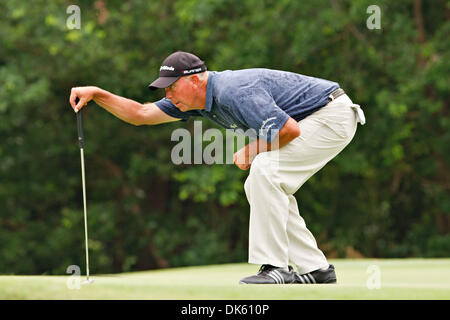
[0,0,448,274]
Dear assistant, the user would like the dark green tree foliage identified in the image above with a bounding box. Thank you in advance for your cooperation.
[0,0,448,274]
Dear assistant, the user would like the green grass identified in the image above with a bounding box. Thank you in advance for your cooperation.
[0,259,449,299]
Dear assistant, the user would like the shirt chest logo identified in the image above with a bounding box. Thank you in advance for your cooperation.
[259,117,277,136]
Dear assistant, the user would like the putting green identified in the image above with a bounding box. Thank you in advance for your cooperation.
[0,259,449,299]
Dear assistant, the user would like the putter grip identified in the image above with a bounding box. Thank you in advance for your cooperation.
[76,98,84,149]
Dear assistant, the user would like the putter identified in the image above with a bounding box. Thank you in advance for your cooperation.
[76,100,94,285]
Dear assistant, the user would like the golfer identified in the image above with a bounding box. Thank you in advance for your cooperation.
[70,51,365,284]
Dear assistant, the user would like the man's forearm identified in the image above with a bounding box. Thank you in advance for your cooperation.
[93,88,144,125]
[244,118,300,163]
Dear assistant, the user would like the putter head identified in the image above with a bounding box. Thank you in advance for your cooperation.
[82,278,95,285]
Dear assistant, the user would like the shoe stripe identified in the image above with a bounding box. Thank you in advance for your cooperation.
[273,270,284,284]
[303,275,310,284]
[307,274,316,284]
[270,270,283,284]
[297,275,305,284]
[299,275,307,284]
[267,272,280,284]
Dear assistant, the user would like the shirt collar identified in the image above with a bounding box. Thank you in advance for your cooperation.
[204,72,214,112]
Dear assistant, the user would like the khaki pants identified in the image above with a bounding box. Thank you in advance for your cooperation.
[244,94,365,274]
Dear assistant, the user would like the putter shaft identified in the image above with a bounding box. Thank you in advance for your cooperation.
[80,148,90,280]
[77,109,91,281]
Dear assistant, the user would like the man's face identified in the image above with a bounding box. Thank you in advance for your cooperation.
[165,76,201,111]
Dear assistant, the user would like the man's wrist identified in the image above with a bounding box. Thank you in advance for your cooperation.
[92,86,105,100]
[246,141,258,164]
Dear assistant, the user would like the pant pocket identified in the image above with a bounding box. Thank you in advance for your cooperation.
[316,104,357,141]
[318,118,349,140]
[297,117,328,142]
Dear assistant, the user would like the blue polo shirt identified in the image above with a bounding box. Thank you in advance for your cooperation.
[154,68,339,142]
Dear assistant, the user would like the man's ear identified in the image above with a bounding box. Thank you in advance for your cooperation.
[189,74,200,86]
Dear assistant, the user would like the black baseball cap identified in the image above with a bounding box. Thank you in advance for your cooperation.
[148,51,207,90]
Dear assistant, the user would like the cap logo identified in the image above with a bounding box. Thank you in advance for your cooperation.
[183,67,202,74]
[160,65,175,71]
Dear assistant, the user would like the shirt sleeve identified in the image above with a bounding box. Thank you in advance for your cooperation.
[154,98,201,122]
[230,88,291,143]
